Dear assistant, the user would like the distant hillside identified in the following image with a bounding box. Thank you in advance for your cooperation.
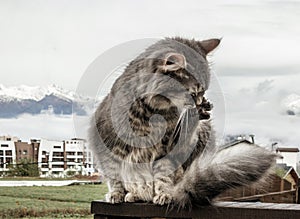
[0,84,95,118]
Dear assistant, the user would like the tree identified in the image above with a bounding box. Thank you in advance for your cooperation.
[8,159,40,177]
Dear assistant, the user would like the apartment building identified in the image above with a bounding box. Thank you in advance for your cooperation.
[0,135,95,177]
[38,138,95,177]
[15,139,40,163]
[38,139,64,177]
[0,139,16,175]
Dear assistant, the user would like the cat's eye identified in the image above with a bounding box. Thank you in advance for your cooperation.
[191,93,196,97]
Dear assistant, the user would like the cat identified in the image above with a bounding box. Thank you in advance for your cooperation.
[88,37,276,208]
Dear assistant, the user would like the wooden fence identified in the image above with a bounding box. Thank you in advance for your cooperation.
[91,201,300,219]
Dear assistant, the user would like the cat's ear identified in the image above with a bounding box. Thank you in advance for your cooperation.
[199,39,221,55]
[160,53,186,72]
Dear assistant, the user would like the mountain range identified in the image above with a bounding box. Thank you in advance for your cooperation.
[0,84,300,118]
[0,84,96,118]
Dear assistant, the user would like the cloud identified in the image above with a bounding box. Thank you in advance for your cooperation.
[0,114,90,142]
[0,0,300,90]
[217,73,300,146]
[256,79,274,93]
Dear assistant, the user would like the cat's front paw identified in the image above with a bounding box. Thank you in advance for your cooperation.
[106,191,125,204]
[153,193,172,205]
[124,192,139,202]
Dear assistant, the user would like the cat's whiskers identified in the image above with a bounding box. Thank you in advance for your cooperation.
[184,109,189,142]
[169,108,187,146]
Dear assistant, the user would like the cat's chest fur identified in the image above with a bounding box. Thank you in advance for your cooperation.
[120,154,184,202]
[120,160,154,201]
[107,91,180,161]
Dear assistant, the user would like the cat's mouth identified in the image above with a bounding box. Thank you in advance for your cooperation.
[183,97,212,121]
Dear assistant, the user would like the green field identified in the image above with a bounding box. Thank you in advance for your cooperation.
[0,184,108,218]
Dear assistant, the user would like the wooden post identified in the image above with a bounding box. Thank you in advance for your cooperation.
[280,179,285,191]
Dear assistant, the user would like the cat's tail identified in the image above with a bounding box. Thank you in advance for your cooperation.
[171,143,277,208]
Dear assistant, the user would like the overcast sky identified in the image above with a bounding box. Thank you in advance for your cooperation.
[1,0,300,90]
[1,0,300,146]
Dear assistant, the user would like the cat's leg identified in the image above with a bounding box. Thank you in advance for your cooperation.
[106,179,126,204]
[152,160,180,205]
[153,179,173,205]
[152,108,200,205]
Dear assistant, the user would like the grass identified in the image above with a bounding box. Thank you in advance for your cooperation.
[0,184,108,218]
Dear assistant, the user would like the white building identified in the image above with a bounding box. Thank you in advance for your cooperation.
[38,139,64,177]
[0,140,16,175]
[275,147,299,172]
[65,138,95,176]
[38,138,95,177]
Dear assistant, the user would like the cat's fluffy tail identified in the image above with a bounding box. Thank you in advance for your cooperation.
[171,143,277,208]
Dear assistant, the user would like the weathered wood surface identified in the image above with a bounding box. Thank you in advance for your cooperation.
[91,201,300,219]
[233,190,296,203]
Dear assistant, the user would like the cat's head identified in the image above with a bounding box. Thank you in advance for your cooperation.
[143,37,220,113]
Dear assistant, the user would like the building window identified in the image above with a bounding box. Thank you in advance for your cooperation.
[77,152,83,156]
[6,157,13,164]
[7,138,11,141]
[52,157,64,162]
[5,150,12,156]
[42,158,47,163]
[67,158,76,162]
[54,146,61,149]
[41,164,48,168]
[0,150,3,156]
[0,157,3,168]
[66,152,75,156]
[1,144,8,147]
[23,150,28,155]
[53,152,64,157]
[52,165,64,168]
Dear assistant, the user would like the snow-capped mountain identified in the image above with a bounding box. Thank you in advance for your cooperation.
[0,84,96,118]
[281,93,300,116]
[0,84,90,102]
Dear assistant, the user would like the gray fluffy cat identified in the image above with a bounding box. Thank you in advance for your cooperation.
[89,37,276,208]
